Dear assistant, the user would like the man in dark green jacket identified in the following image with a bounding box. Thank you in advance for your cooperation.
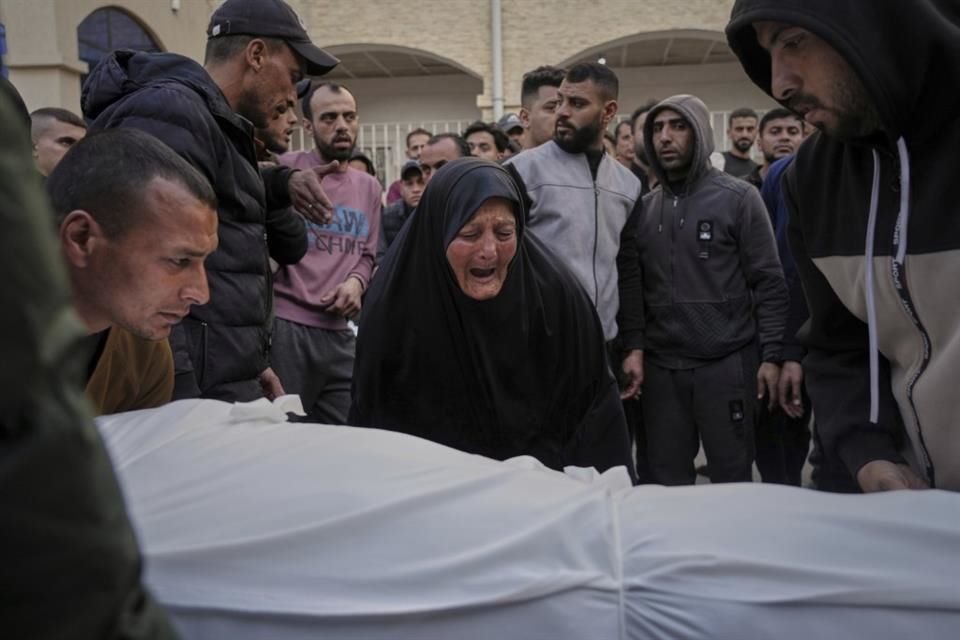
[0,78,177,639]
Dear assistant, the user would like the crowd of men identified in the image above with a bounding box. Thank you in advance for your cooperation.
[10,0,958,497]
[5,0,959,636]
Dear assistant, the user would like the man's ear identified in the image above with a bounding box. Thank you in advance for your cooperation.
[244,38,268,72]
[518,107,531,129]
[602,99,619,129]
[59,210,101,269]
[302,118,313,133]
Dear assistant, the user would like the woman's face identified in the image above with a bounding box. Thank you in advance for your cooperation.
[445,197,518,300]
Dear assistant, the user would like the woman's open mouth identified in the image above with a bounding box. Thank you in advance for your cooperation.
[469,267,496,279]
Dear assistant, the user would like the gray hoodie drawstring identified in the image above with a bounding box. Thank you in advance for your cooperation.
[895,138,911,265]
[865,150,881,424]
[865,137,911,425]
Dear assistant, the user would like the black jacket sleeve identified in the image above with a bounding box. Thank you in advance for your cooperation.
[265,206,307,265]
[260,165,307,264]
[616,197,644,352]
[784,170,906,483]
[376,217,389,263]
[261,164,295,211]
[738,185,788,363]
[782,269,810,363]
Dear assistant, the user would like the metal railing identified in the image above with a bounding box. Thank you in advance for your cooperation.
[289,111,758,187]
[290,121,474,188]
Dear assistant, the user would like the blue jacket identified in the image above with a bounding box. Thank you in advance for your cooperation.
[761,156,808,363]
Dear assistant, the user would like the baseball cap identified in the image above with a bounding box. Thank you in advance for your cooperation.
[400,159,423,179]
[207,0,339,76]
[497,113,523,133]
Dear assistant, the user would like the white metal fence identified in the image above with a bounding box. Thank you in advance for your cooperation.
[290,121,475,188]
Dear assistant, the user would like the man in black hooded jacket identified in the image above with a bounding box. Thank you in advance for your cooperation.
[727,0,960,492]
[637,94,787,486]
[82,0,339,401]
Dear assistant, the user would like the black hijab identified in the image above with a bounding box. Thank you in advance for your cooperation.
[350,158,633,474]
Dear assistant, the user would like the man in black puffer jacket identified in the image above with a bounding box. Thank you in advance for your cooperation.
[82,0,339,401]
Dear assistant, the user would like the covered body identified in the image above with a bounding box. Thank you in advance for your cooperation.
[100,399,960,640]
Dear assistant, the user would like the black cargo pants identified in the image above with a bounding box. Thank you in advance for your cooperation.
[642,345,758,485]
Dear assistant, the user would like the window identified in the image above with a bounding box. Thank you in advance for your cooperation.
[77,8,162,83]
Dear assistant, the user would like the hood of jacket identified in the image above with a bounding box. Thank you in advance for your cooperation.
[725,0,960,143]
[643,94,714,193]
[82,50,232,123]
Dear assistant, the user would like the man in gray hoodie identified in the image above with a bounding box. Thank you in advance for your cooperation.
[638,94,788,485]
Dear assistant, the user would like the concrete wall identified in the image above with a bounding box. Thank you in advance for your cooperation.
[1,0,213,113]
[614,62,775,115]
[336,74,484,125]
[2,0,768,126]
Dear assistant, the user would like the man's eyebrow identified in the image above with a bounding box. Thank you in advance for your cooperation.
[172,247,210,258]
[763,25,791,49]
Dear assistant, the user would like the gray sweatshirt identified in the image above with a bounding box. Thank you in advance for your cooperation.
[506,141,643,346]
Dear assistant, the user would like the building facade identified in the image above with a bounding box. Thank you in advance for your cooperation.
[1,0,773,185]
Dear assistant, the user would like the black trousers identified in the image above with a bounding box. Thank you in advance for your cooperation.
[607,342,650,483]
[642,346,758,485]
[755,390,812,486]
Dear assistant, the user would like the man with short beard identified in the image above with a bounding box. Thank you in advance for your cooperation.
[518,65,565,150]
[274,82,381,423]
[727,0,960,493]
[82,0,340,402]
[721,107,760,179]
[506,63,645,474]
[745,107,803,188]
[637,95,787,486]
[254,84,303,163]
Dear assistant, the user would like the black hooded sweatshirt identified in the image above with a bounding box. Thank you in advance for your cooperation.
[639,94,787,367]
[82,51,305,401]
[350,159,634,477]
[727,0,960,490]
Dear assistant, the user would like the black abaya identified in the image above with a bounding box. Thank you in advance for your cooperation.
[350,158,633,476]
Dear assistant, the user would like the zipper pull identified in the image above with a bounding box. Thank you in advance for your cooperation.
[673,196,679,207]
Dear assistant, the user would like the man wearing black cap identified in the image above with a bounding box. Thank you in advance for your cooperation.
[83,0,340,403]
[378,159,425,261]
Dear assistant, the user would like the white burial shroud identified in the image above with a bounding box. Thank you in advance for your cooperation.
[97,398,960,639]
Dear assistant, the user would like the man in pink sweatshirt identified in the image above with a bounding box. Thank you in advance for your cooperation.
[275,82,381,423]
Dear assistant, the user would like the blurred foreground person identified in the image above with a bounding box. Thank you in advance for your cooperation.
[0,76,176,640]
